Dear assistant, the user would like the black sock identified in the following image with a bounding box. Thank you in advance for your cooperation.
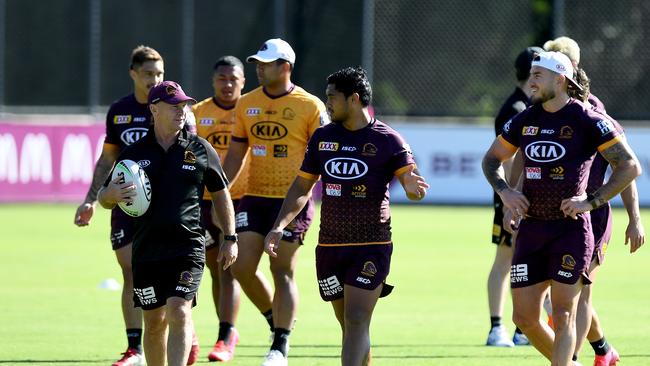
[572,355,578,361]
[217,322,233,343]
[590,337,610,356]
[126,328,143,353]
[514,327,524,335]
[262,309,274,331]
[270,328,291,357]
[490,316,502,328]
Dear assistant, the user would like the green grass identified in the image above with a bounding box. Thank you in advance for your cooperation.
[1,204,649,365]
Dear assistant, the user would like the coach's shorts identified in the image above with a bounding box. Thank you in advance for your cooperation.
[235,195,314,243]
[110,207,135,250]
[132,258,204,310]
[201,199,241,251]
[315,244,393,302]
[590,203,613,265]
[492,193,512,246]
[511,214,594,288]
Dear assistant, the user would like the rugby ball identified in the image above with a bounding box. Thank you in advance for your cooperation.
[112,159,152,217]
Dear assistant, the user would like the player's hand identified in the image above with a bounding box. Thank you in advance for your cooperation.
[498,188,529,217]
[402,167,430,201]
[560,194,590,219]
[217,240,238,270]
[74,201,96,226]
[625,219,645,253]
[102,176,137,205]
[264,230,284,258]
[502,209,520,234]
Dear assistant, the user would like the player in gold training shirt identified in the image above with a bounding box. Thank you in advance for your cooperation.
[223,38,327,366]
[193,56,274,363]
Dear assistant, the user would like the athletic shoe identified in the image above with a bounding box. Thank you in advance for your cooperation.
[261,350,288,366]
[187,330,199,365]
[573,361,583,366]
[512,331,531,346]
[594,347,620,366]
[112,348,145,366]
[485,325,514,347]
[207,328,240,362]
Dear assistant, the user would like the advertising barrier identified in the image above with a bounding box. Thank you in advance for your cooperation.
[0,121,649,205]
[0,122,105,202]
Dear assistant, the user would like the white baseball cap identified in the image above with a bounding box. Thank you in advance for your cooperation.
[247,38,296,64]
[531,51,583,91]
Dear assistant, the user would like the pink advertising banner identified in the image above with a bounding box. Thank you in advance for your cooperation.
[0,122,105,202]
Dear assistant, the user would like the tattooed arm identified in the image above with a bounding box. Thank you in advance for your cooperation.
[561,139,641,218]
[482,137,529,214]
[73,143,121,226]
[590,139,642,208]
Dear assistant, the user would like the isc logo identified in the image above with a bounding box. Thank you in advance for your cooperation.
[324,158,368,180]
[207,132,230,150]
[120,128,149,145]
[250,121,288,141]
[525,141,565,162]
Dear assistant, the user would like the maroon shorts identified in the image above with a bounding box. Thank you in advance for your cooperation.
[511,214,594,288]
[590,203,613,265]
[133,258,203,310]
[315,244,393,302]
[110,207,135,250]
[201,199,241,251]
[235,195,314,243]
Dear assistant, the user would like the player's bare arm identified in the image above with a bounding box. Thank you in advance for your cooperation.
[620,181,645,253]
[222,140,249,185]
[97,176,137,209]
[397,165,430,201]
[210,188,238,269]
[561,139,641,218]
[482,138,529,215]
[74,143,120,226]
[264,175,318,258]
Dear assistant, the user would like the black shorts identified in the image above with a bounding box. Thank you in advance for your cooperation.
[132,258,204,310]
[110,207,135,250]
[492,193,512,246]
[200,199,241,251]
[235,195,314,243]
[315,244,393,302]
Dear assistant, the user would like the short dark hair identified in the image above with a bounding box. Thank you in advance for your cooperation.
[130,45,163,70]
[213,55,244,72]
[326,67,372,107]
[515,46,544,82]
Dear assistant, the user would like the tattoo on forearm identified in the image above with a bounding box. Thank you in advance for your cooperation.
[85,158,114,202]
[592,142,640,206]
[482,155,508,193]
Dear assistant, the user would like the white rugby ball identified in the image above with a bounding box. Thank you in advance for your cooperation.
[112,159,152,217]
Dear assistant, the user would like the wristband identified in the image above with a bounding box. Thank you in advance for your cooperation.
[586,194,598,210]
[223,234,238,242]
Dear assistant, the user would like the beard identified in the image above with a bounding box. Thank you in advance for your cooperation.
[530,89,555,105]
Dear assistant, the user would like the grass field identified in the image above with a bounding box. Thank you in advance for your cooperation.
[1,204,649,366]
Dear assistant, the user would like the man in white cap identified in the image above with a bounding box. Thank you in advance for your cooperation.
[482,51,641,366]
[223,38,328,366]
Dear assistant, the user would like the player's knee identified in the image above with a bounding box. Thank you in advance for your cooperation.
[551,309,573,331]
[270,266,295,283]
[512,309,538,330]
[144,312,167,334]
[344,309,372,330]
[165,303,191,326]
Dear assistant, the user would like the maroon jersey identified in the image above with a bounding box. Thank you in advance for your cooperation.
[500,99,621,220]
[586,96,624,194]
[298,119,415,246]
[105,94,152,149]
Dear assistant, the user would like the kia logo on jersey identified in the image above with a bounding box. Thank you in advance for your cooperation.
[250,121,288,140]
[525,141,566,162]
[207,132,230,150]
[120,128,149,145]
[324,157,368,180]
